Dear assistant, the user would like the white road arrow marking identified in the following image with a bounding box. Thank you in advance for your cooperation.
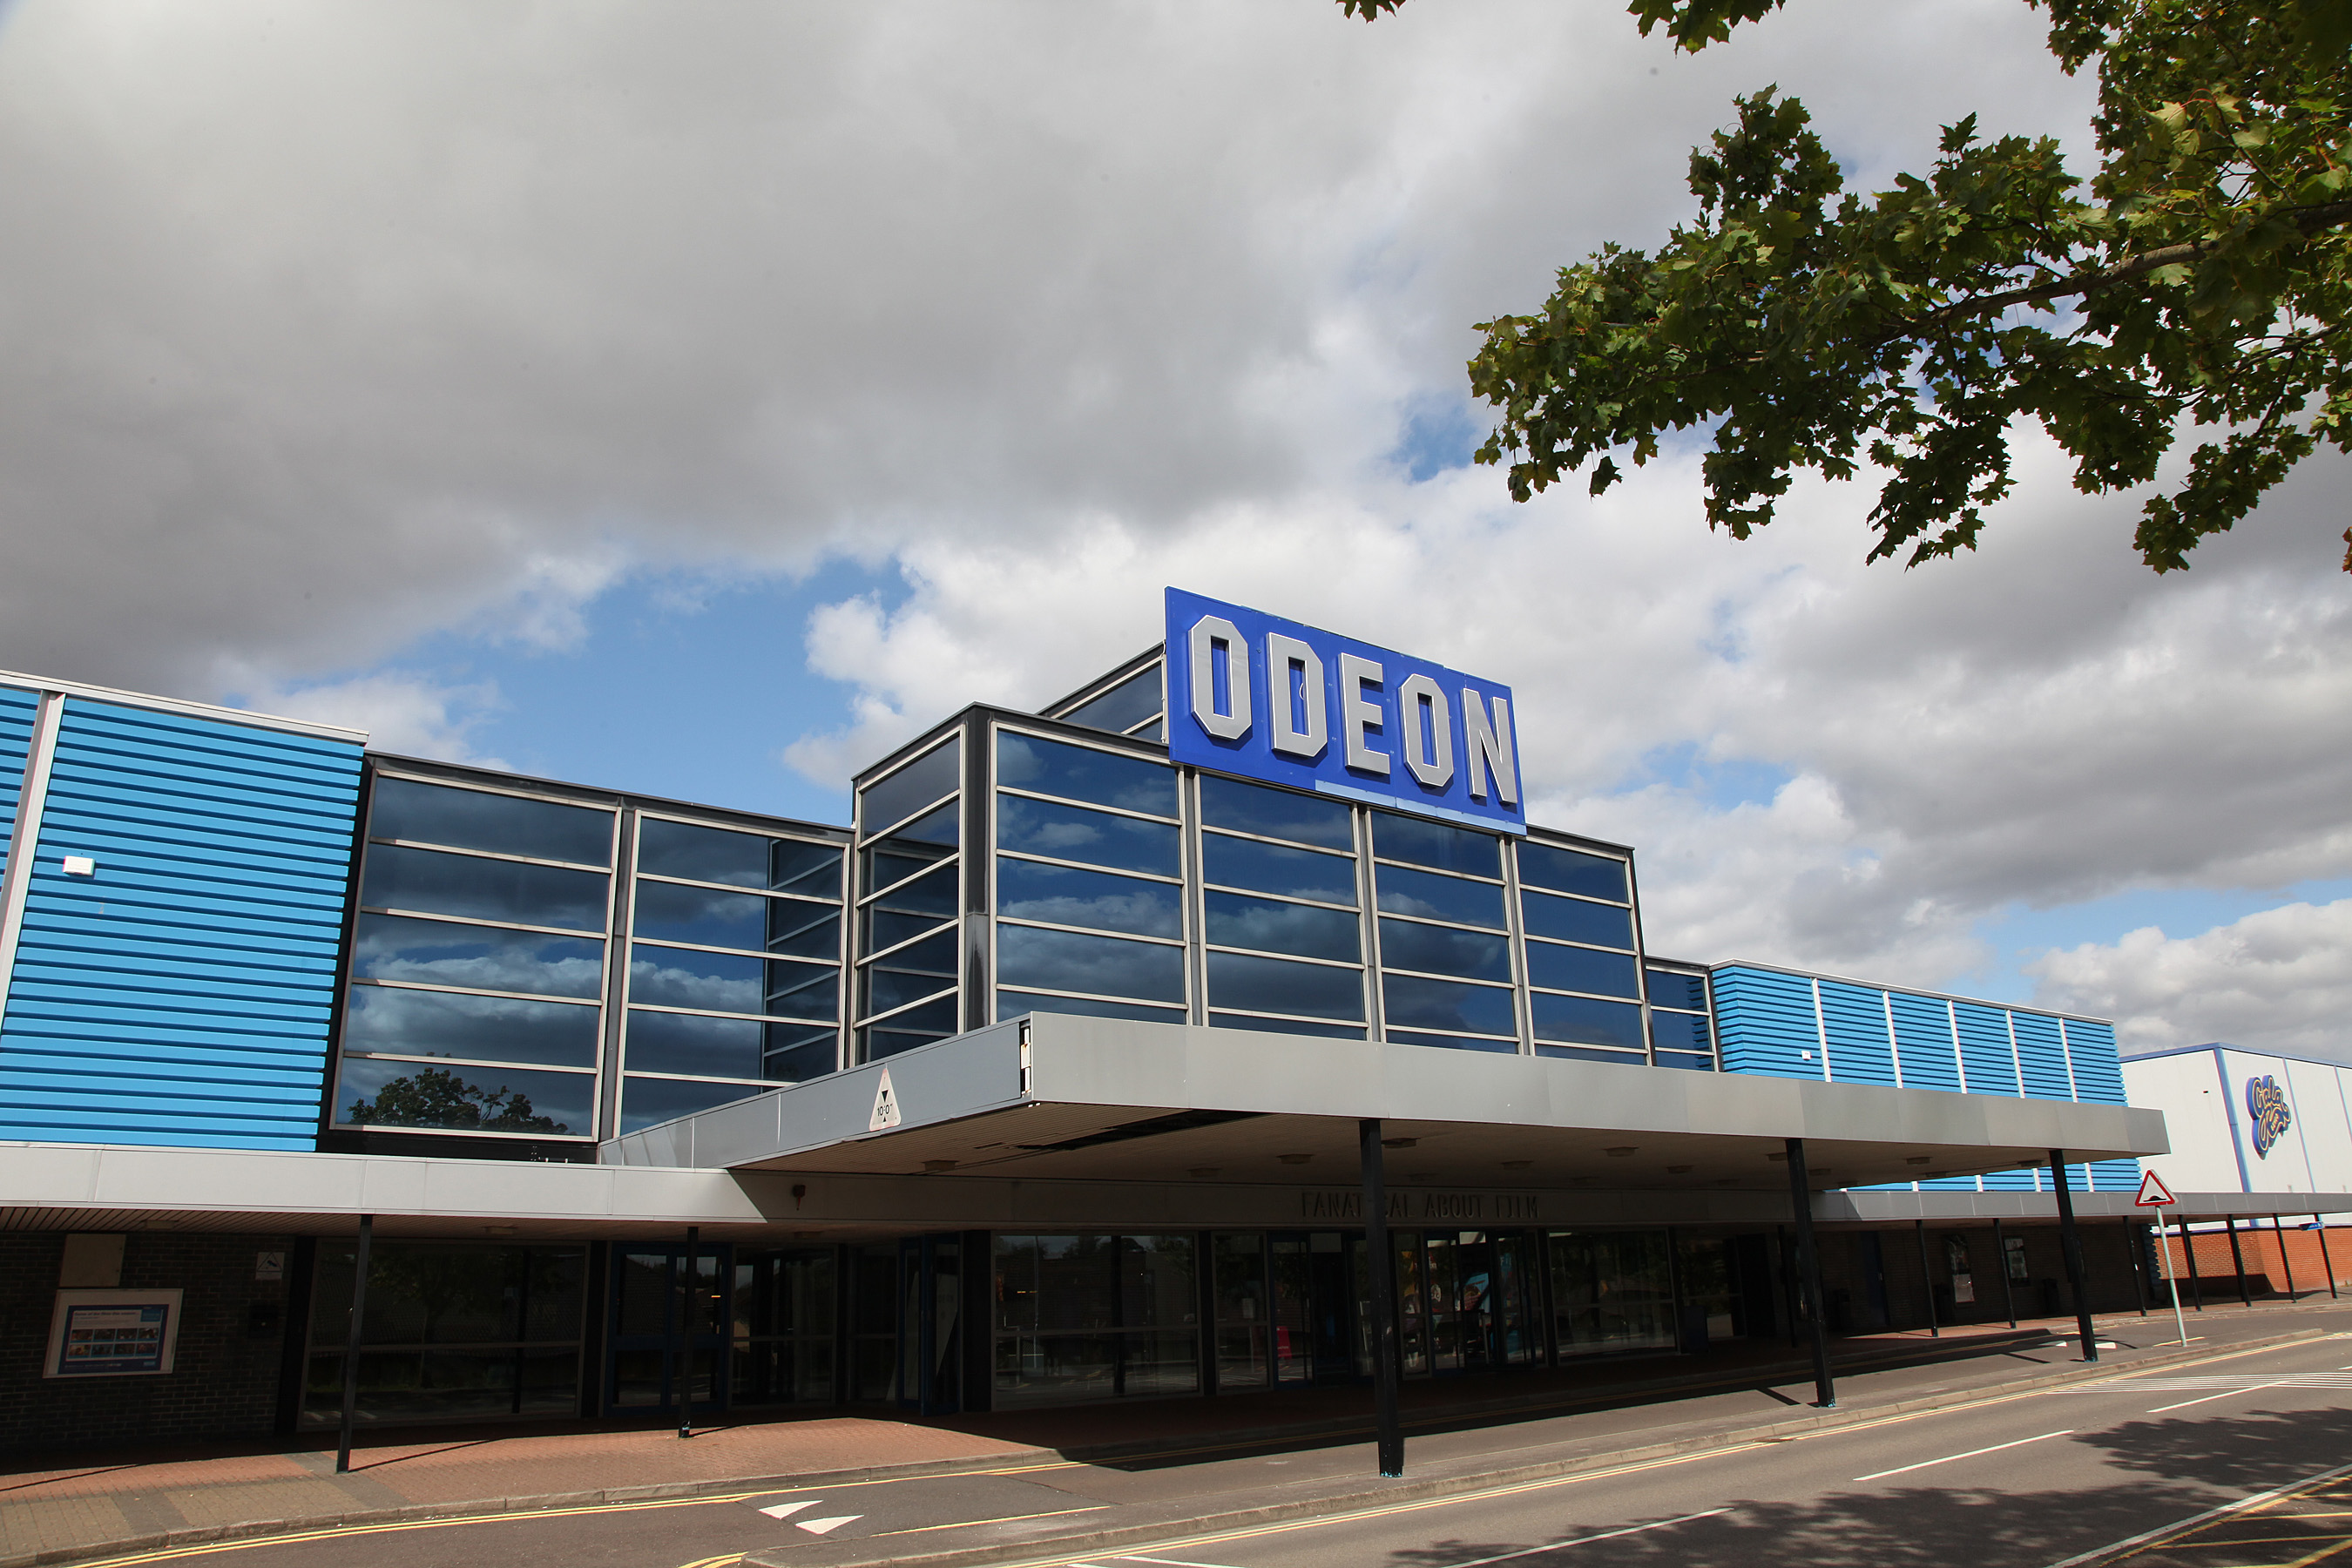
[797,1516,862,1535]
[758,1500,819,1520]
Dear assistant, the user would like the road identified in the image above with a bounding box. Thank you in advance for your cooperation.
[72,1332,2352,1568]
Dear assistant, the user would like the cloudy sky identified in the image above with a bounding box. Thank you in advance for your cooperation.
[3,0,2346,1058]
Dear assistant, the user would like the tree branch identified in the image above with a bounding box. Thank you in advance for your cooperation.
[1872,198,2352,344]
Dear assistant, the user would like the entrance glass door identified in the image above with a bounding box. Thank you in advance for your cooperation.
[897,1234,962,1415]
[607,1244,727,1416]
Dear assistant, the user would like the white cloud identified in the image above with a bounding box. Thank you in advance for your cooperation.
[236,671,507,766]
[2030,902,2352,1063]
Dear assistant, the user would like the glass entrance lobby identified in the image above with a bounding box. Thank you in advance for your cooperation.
[298,1225,1780,1428]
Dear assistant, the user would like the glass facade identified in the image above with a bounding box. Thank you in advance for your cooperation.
[1646,963,1718,1070]
[335,777,616,1140]
[854,736,963,1061]
[330,767,849,1144]
[991,1233,1200,1406]
[833,708,1664,1066]
[620,815,847,1133]
[303,1240,587,1425]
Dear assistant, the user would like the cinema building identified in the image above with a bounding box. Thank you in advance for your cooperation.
[0,590,2324,1453]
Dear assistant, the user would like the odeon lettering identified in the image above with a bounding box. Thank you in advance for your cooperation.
[1165,587,1527,835]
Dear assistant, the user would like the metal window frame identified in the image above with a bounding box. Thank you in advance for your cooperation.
[366,768,624,870]
[334,766,622,1142]
[994,846,1186,887]
[347,975,607,1009]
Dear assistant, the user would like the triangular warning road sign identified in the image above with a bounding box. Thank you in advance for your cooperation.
[868,1067,902,1132]
[2135,1168,2177,1206]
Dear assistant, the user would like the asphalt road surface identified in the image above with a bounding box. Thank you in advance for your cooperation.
[77,1333,2352,1568]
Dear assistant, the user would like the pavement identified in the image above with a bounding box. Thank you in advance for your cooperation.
[3,1294,2346,1568]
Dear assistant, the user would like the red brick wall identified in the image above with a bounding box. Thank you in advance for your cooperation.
[2155,1222,2349,1294]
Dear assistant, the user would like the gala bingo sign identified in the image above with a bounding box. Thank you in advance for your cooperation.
[1163,588,1528,835]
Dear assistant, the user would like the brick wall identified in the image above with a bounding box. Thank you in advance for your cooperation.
[2157,1221,2349,1298]
[0,1231,297,1454]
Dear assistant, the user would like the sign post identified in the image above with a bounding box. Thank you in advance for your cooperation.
[2137,1169,2188,1346]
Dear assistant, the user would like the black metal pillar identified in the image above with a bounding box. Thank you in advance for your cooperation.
[2274,1216,2300,1301]
[2317,1215,2339,1300]
[1914,1220,1939,1337]
[1784,1138,1835,1408]
[678,1225,699,1438]
[2047,1150,2098,1362]
[2128,1223,2151,1316]
[1774,1225,1799,1347]
[336,1213,374,1475]
[1993,1218,2017,1328]
[2182,1213,2204,1309]
[2225,1215,2251,1307]
[1358,1119,1403,1478]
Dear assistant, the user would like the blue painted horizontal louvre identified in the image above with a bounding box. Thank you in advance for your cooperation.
[1709,965,1821,1080]
[0,686,36,876]
[1817,980,1896,1086]
[2063,1017,2127,1105]
[2012,1011,2072,1099]
[1887,992,1962,1092]
[0,699,362,1149]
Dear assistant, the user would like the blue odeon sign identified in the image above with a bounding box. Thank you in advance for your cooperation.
[1164,587,1528,835]
[2247,1074,2293,1158]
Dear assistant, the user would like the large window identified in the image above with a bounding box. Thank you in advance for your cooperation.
[1517,839,1645,1065]
[1199,774,1367,1038]
[992,1233,1198,1407]
[855,737,963,1061]
[1054,660,1166,744]
[1371,813,1516,1053]
[993,728,1188,1028]
[303,1241,586,1425]
[1646,964,1716,1071]
[335,777,614,1140]
[618,815,848,1135]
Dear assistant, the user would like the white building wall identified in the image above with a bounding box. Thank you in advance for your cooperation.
[2289,1056,2352,1193]
[2222,1048,2316,1193]
[2124,1044,2352,1197]
[2124,1047,2248,1193]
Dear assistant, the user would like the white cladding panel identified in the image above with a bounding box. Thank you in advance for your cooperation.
[2285,1056,2352,1193]
[2123,1049,2247,1193]
[2125,1046,2352,1197]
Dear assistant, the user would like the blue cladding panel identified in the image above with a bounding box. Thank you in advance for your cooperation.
[2063,1017,2127,1105]
[1817,980,1896,1086]
[0,699,362,1149]
[2012,1012,2072,1099]
[1981,1167,2036,1191]
[2092,1159,2142,1192]
[1711,966,1822,1081]
[1953,1003,2020,1097]
[1919,1174,1981,1191]
[1889,993,1962,1092]
[0,686,35,876]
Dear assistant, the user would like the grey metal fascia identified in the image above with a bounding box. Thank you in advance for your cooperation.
[605,1012,2167,1172]
[0,1139,766,1226]
[604,1018,1031,1168]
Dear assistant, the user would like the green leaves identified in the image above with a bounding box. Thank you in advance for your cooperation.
[1347,0,2352,572]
